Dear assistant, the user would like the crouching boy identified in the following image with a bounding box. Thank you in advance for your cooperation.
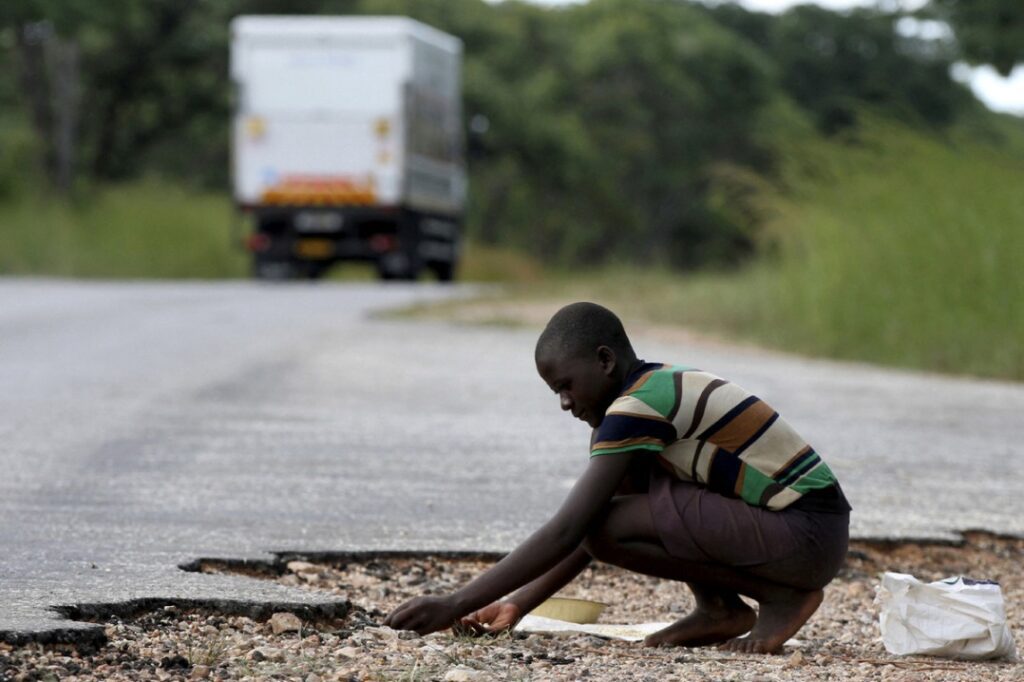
[386,302,851,653]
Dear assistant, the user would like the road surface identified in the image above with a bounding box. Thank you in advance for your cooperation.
[1,279,1021,642]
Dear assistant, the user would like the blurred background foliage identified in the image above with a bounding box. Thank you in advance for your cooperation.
[927,0,1024,77]
[0,0,1022,377]
[2,0,1017,267]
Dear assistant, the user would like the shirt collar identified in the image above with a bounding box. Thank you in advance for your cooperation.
[621,359,662,393]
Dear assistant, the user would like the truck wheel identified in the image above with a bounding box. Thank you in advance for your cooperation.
[297,261,329,280]
[431,260,457,282]
[253,255,295,280]
[377,252,420,281]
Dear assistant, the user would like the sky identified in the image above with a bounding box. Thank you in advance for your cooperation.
[505,0,1024,116]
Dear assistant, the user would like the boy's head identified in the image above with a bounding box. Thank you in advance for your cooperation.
[535,302,637,428]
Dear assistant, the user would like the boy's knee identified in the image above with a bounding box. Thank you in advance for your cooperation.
[581,530,612,562]
[582,494,654,563]
[582,519,621,563]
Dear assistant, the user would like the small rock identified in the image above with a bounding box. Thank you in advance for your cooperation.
[338,646,361,659]
[287,560,318,574]
[191,665,210,679]
[399,574,426,587]
[270,612,303,634]
[348,631,374,645]
[443,667,487,682]
[159,655,190,670]
[345,572,380,588]
[305,674,322,682]
[251,647,285,662]
[847,581,868,598]
[364,626,398,642]
[786,650,805,667]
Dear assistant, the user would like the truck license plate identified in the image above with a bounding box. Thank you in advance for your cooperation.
[295,212,344,233]
[295,239,333,259]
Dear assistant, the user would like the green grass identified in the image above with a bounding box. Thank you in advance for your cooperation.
[455,240,547,283]
[3,114,1022,381]
[431,116,1024,381]
[0,181,247,278]
[746,116,1024,379]
[0,180,548,283]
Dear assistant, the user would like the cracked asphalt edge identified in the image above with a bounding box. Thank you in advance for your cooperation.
[6,530,1024,647]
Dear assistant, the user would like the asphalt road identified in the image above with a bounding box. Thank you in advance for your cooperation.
[2,279,1022,643]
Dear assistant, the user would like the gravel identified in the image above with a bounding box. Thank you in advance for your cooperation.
[2,533,1021,681]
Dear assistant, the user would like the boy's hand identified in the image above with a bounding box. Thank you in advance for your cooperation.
[457,601,522,636]
[384,595,460,635]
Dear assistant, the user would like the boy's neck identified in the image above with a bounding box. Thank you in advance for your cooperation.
[617,356,646,389]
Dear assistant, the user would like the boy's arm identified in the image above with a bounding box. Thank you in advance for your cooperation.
[506,544,592,614]
[384,452,636,635]
[460,457,654,632]
[459,547,591,634]
[462,458,656,632]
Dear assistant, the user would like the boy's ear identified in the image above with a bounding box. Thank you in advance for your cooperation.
[596,345,617,376]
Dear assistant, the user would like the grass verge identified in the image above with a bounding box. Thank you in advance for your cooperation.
[3,113,1022,381]
[410,117,1024,381]
[0,181,247,279]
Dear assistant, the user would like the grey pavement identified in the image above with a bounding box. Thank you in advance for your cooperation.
[1,279,1022,643]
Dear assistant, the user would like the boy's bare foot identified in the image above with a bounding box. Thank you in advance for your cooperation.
[644,603,756,648]
[719,588,823,654]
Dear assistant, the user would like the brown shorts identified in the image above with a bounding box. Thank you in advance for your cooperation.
[649,466,849,591]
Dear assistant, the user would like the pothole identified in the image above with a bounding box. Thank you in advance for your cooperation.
[1,534,1021,681]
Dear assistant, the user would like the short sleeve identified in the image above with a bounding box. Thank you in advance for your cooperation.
[590,393,677,457]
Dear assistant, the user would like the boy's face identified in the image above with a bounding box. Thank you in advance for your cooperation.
[536,347,620,428]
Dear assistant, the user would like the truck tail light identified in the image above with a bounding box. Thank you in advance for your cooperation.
[247,233,271,252]
[369,234,398,252]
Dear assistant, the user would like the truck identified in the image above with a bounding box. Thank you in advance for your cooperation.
[229,16,466,280]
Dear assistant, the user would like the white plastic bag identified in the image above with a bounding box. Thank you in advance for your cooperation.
[876,572,1017,660]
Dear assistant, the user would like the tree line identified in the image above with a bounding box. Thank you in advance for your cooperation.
[0,0,1018,268]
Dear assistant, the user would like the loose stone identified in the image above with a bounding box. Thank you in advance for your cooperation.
[269,612,303,635]
[443,667,488,681]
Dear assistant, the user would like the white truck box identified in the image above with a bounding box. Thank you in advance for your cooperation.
[230,16,465,280]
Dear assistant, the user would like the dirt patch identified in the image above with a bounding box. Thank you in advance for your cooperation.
[2,535,1021,681]
[396,296,776,357]
[393,297,562,329]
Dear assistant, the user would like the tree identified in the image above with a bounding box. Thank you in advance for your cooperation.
[560,0,774,265]
[767,5,970,132]
[928,0,1024,76]
[0,0,987,269]
[2,1,85,192]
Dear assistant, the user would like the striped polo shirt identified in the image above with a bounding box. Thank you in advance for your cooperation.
[591,362,850,512]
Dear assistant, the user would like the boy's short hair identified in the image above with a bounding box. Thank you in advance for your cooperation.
[536,302,635,361]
